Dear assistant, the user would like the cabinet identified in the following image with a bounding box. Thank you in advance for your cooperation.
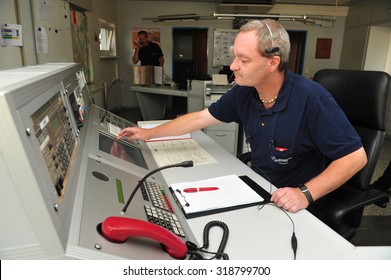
[205,122,238,155]
[345,0,372,27]
[371,0,391,24]
[341,0,391,136]
[187,80,239,155]
[340,25,370,70]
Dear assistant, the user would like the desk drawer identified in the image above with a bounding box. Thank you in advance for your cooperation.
[205,130,236,154]
[207,122,237,131]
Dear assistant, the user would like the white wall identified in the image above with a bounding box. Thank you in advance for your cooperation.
[282,18,347,78]
[364,25,391,136]
[86,0,121,110]
[0,0,25,69]
[117,0,347,108]
[365,26,391,73]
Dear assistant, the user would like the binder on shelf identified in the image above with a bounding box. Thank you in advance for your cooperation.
[170,174,270,219]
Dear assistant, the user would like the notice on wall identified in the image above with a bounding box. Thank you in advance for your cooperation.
[213,29,238,67]
[34,26,48,54]
[0,23,23,47]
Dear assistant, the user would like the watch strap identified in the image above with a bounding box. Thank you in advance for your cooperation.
[299,184,314,204]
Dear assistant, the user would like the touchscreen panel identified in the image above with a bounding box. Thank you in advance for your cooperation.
[98,133,148,169]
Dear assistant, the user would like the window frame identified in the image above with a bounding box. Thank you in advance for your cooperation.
[99,18,117,58]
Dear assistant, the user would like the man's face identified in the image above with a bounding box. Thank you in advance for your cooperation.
[230,30,270,88]
[138,33,148,47]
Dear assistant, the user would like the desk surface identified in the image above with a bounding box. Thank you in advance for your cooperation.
[161,131,357,260]
[131,85,187,97]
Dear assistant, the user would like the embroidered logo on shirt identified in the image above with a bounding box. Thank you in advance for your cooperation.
[271,156,292,165]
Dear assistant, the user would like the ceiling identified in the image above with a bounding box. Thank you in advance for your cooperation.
[133,0,352,5]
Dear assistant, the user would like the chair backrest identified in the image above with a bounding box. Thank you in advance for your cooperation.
[313,69,391,190]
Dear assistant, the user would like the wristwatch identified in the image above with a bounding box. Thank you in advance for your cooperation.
[299,184,314,204]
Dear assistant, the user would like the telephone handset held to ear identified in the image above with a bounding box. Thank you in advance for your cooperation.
[99,216,188,259]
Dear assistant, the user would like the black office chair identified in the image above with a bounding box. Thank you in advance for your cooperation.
[239,69,391,240]
[311,69,390,239]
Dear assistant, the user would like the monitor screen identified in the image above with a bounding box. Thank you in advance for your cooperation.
[98,132,148,169]
[173,59,197,89]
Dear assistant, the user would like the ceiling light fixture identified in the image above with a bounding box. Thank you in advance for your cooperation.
[142,12,336,25]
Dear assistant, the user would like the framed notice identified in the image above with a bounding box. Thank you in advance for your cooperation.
[315,38,332,59]
[213,29,238,67]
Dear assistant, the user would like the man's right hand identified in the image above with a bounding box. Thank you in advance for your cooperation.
[134,41,142,50]
[118,126,149,141]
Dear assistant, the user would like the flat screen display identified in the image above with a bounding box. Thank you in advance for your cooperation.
[98,132,148,169]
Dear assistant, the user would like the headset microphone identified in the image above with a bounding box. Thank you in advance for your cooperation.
[121,160,194,214]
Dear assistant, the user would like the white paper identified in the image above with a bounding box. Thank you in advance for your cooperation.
[171,175,263,215]
[212,74,228,85]
[154,66,163,85]
[38,0,54,21]
[107,123,122,137]
[34,26,48,54]
[146,139,217,167]
[137,120,191,142]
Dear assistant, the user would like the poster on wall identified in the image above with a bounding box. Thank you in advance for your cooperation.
[131,28,161,49]
[213,29,238,67]
[0,23,23,47]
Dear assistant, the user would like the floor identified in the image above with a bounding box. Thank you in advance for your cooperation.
[113,106,391,246]
[350,137,391,246]
[363,137,391,215]
[350,216,391,246]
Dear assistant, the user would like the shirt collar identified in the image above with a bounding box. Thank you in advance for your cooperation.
[251,69,292,114]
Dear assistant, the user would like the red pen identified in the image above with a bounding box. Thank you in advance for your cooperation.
[183,187,219,193]
[275,147,288,152]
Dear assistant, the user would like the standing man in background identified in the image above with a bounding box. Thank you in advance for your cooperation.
[132,30,164,67]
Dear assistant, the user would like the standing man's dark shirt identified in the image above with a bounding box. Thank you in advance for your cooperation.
[133,30,164,67]
[138,42,163,66]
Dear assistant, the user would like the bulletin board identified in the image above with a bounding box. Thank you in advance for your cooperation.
[31,0,73,64]
[213,29,238,67]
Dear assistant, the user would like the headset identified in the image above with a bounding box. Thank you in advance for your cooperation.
[264,21,280,55]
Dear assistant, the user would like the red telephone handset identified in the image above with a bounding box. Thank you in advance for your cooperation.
[100,216,188,259]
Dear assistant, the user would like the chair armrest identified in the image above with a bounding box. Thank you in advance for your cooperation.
[325,187,389,239]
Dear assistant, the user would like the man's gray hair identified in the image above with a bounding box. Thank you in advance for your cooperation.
[240,19,291,71]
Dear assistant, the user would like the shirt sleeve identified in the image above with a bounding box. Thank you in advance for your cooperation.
[208,86,251,124]
[307,93,363,161]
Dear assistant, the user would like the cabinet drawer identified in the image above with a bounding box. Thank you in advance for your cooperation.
[207,122,237,131]
[205,130,236,154]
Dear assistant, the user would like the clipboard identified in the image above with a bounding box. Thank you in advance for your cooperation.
[169,175,270,219]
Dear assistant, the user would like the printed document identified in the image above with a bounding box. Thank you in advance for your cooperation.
[146,139,217,167]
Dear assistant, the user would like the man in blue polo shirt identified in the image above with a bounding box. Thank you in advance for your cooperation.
[119,19,367,214]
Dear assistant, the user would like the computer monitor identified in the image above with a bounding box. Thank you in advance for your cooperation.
[173,59,197,90]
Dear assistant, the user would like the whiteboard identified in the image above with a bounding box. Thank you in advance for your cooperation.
[212,29,238,67]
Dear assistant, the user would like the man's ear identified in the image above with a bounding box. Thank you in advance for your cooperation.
[268,56,281,72]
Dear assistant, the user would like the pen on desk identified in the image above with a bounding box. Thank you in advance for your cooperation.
[183,187,219,193]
